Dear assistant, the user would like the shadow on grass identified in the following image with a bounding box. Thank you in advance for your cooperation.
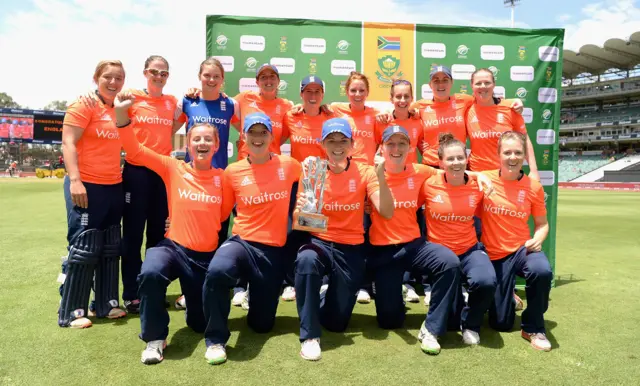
[554,274,585,288]
[352,313,420,346]
[482,314,560,350]
[164,327,203,361]
[226,315,300,362]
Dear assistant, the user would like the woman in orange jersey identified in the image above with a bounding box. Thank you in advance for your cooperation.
[466,68,539,180]
[422,133,496,346]
[294,118,394,361]
[479,131,552,352]
[58,60,128,329]
[114,93,225,365]
[201,113,301,365]
[368,126,461,356]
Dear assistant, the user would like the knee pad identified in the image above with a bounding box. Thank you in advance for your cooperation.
[58,229,102,327]
[95,225,121,318]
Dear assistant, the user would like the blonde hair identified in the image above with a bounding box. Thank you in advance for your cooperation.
[93,60,125,83]
[199,57,225,77]
[187,123,220,147]
[498,131,527,156]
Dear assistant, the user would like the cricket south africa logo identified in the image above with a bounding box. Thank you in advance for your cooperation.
[376,36,402,83]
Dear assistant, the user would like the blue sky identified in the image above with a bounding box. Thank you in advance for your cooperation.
[1,0,639,108]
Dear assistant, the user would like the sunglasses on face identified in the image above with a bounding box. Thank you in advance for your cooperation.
[146,68,169,78]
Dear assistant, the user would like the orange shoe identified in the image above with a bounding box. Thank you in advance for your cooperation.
[107,308,127,319]
[521,330,552,352]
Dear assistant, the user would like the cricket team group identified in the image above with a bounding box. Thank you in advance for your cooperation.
[56,54,554,365]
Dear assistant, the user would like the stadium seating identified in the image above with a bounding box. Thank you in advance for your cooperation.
[561,105,640,125]
[558,155,614,182]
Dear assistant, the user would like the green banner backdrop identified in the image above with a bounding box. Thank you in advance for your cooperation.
[205,15,563,279]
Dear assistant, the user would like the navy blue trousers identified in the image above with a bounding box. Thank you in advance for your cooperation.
[121,162,168,301]
[203,236,291,346]
[295,237,365,341]
[138,239,213,342]
[370,238,460,336]
[489,247,552,334]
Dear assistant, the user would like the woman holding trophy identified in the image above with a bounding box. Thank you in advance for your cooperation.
[292,117,394,361]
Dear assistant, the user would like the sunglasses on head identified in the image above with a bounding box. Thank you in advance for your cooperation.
[146,68,169,78]
[392,79,411,86]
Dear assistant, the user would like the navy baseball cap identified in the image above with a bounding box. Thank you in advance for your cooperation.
[256,63,279,78]
[382,125,410,143]
[243,112,272,133]
[430,65,452,80]
[300,75,325,92]
[321,118,352,140]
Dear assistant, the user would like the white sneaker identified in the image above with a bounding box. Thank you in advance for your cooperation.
[357,289,371,304]
[462,288,469,304]
[141,340,166,365]
[281,286,296,302]
[423,291,432,306]
[418,323,441,355]
[205,344,227,365]
[241,289,250,311]
[232,291,247,307]
[404,286,420,303]
[175,295,186,310]
[462,329,480,345]
[300,338,322,361]
[320,284,328,296]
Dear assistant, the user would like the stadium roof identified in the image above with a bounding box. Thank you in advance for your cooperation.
[563,31,640,79]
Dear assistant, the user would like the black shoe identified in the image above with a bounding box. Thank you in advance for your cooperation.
[124,299,141,314]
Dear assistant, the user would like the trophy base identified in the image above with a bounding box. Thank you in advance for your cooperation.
[293,212,328,233]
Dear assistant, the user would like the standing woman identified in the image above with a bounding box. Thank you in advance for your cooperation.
[119,55,184,313]
[114,93,225,364]
[479,131,552,352]
[422,133,497,346]
[294,118,394,361]
[58,60,127,328]
[202,113,301,365]
[174,57,237,309]
[368,126,461,356]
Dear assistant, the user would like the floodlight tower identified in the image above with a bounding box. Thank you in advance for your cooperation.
[504,0,522,28]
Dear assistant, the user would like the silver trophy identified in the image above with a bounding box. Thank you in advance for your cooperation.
[294,157,329,232]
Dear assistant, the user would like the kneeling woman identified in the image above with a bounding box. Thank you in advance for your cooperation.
[202,113,301,365]
[369,126,461,356]
[114,93,224,365]
[479,131,553,352]
[294,118,394,361]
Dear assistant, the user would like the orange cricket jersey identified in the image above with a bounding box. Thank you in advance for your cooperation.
[300,162,379,245]
[423,173,484,255]
[374,116,423,164]
[416,93,473,167]
[125,89,178,165]
[466,100,527,172]
[479,170,546,260]
[222,155,301,247]
[282,111,328,162]
[332,103,379,165]
[369,164,437,245]
[63,100,123,185]
[120,124,223,252]
[232,91,292,159]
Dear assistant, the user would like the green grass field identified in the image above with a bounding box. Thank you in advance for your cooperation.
[1,179,639,385]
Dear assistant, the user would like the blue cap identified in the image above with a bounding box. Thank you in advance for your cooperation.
[382,125,410,143]
[300,75,325,92]
[321,118,352,140]
[430,65,452,80]
[256,63,279,78]
[243,112,272,133]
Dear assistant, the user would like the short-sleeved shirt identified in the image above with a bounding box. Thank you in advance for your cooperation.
[423,173,484,255]
[63,100,123,185]
[282,111,328,162]
[332,103,379,165]
[126,89,178,165]
[369,164,436,245]
[222,155,301,247]
[466,100,527,171]
[231,91,292,160]
[415,93,473,167]
[181,95,235,169]
[302,162,379,245]
[479,170,547,260]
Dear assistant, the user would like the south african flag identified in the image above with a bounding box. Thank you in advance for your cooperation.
[377,36,400,50]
